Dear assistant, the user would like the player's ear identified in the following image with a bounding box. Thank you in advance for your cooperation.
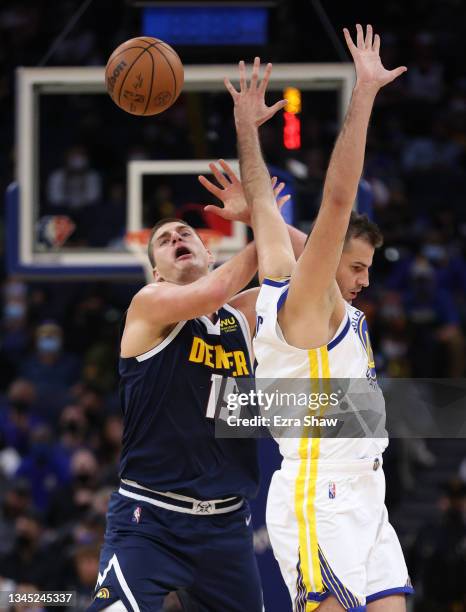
[153,267,162,281]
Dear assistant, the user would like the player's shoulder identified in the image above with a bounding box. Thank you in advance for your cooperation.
[130,281,173,309]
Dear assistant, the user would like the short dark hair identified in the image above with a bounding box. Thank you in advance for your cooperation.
[147,218,192,268]
[306,211,383,249]
[345,211,383,249]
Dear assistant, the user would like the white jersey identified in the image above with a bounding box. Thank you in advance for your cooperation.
[255,280,411,610]
[254,278,388,463]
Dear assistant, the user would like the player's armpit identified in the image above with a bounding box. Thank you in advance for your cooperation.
[279,279,345,349]
[228,287,260,337]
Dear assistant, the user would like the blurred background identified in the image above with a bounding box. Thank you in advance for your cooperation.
[0,0,465,610]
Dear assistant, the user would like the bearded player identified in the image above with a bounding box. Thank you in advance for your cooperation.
[226,25,413,612]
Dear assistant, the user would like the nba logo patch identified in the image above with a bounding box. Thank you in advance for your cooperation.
[132,506,141,523]
[328,482,336,499]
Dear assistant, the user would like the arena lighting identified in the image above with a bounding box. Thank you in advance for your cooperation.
[283,87,302,150]
[283,112,301,150]
[284,87,301,114]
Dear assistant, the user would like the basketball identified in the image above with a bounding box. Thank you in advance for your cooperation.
[105,37,184,116]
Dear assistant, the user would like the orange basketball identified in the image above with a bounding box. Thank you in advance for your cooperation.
[105,37,184,116]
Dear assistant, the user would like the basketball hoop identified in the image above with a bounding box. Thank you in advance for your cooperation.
[125,229,153,284]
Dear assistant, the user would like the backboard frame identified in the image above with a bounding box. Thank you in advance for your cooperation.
[11,63,355,278]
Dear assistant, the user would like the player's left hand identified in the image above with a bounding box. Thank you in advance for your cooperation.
[224,57,287,129]
[198,159,290,225]
[344,24,407,94]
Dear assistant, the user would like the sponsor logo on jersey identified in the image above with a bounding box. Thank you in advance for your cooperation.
[189,337,249,376]
[220,316,238,333]
[351,310,377,383]
[132,506,142,523]
[95,588,110,600]
[255,315,264,337]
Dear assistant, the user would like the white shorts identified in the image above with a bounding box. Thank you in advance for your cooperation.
[266,455,413,611]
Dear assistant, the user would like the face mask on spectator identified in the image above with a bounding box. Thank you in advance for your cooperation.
[68,155,88,171]
[10,399,30,413]
[37,336,62,354]
[74,471,93,486]
[61,420,80,435]
[16,532,35,549]
[3,301,26,321]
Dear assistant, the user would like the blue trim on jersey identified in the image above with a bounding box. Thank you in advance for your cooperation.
[307,591,328,602]
[366,586,414,603]
[327,316,350,351]
[277,288,289,312]
[262,278,290,288]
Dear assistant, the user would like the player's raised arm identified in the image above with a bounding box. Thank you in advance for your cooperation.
[281,25,406,345]
[133,240,257,327]
[225,58,295,282]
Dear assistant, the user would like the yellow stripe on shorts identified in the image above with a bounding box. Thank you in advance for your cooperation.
[294,347,329,611]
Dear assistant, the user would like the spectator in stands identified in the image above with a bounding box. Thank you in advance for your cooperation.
[0,379,40,455]
[47,448,99,528]
[47,145,102,211]
[410,479,466,611]
[58,405,89,454]
[20,321,81,396]
[403,257,464,376]
[15,425,70,513]
[46,145,102,245]
[0,479,32,556]
[406,32,444,102]
[0,511,54,588]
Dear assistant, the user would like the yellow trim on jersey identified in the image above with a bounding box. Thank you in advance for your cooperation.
[263,275,291,282]
[295,347,332,609]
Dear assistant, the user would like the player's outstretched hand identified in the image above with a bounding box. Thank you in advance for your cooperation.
[199,159,290,224]
[344,25,407,94]
[224,57,287,129]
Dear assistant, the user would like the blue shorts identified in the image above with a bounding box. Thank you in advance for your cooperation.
[87,491,263,612]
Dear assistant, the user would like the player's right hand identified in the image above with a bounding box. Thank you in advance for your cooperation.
[224,57,287,129]
[199,160,290,224]
[343,24,407,95]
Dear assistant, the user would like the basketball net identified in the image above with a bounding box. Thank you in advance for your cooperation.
[125,228,224,285]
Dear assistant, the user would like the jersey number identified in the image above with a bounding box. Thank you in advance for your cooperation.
[205,374,239,420]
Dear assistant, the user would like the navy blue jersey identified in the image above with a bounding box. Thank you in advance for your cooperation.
[118,304,259,500]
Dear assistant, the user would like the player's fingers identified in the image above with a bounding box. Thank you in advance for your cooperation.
[218,159,239,183]
[259,62,273,95]
[250,56,260,90]
[277,194,291,209]
[271,176,277,188]
[224,77,239,99]
[356,23,364,48]
[198,175,223,198]
[388,66,408,81]
[372,33,380,54]
[203,205,229,219]
[343,28,357,55]
[239,61,246,92]
[365,24,373,49]
[274,182,286,198]
[268,99,288,118]
[209,162,230,187]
